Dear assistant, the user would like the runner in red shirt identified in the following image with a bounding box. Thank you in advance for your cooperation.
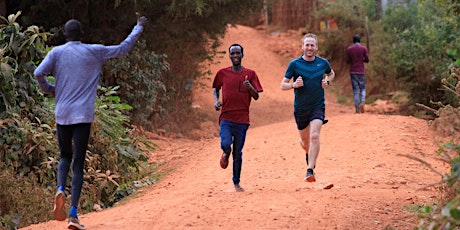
[212,44,263,192]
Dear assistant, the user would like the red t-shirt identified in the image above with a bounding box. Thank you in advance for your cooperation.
[212,67,263,124]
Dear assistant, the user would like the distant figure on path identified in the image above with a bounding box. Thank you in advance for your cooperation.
[280,33,335,183]
[212,44,263,192]
[34,13,148,230]
[346,34,369,114]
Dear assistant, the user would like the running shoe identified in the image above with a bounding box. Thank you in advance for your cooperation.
[304,168,316,182]
[53,190,66,221]
[68,216,85,230]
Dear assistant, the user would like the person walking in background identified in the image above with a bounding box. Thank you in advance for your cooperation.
[34,13,148,230]
[280,33,335,182]
[346,34,369,114]
[213,44,263,192]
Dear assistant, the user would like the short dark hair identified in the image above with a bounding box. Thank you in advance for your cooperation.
[64,19,83,40]
[353,34,361,43]
[229,44,244,55]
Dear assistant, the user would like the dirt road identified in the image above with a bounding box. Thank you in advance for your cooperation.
[21,25,447,230]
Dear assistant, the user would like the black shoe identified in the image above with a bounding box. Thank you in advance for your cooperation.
[304,168,316,182]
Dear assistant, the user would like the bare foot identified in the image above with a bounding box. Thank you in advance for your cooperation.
[234,184,245,192]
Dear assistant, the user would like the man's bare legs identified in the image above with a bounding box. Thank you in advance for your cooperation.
[298,119,323,181]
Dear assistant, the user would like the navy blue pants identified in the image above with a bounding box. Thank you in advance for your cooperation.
[56,123,91,208]
[219,120,249,185]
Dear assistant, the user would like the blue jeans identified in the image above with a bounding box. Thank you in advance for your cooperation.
[219,120,249,185]
[351,74,366,113]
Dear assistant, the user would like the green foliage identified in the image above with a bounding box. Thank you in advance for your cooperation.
[0,162,54,230]
[451,0,460,15]
[0,11,51,119]
[383,0,460,107]
[317,0,368,31]
[102,40,169,130]
[416,66,460,229]
[92,86,153,172]
[0,11,57,177]
[79,86,155,210]
[417,140,460,229]
[0,113,57,180]
[0,13,59,228]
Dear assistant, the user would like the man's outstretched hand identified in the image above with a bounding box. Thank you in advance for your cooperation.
[136,12,148,26]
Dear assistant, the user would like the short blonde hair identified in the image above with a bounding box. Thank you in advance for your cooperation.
[303,33,318,46]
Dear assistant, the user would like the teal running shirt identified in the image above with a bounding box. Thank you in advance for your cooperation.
[284,56,332,112]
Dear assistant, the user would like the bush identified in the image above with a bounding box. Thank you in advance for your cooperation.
[0,163,54,229]
[384,1,460,109]
[417,67,460,229]
[417,140,460,229]
[102,40,169,131]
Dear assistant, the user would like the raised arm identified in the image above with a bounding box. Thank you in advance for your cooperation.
[102,13,148,59]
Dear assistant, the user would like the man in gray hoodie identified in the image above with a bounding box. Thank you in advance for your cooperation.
[34,13,148,230]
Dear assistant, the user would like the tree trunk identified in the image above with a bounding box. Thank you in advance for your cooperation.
[308,0,319,31]
[375,0,382,20]
[365,16,370,53]
[263,0,269,28]
[0,0,6,17]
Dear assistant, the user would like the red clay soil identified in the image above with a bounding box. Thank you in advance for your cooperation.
[21,25,448,230]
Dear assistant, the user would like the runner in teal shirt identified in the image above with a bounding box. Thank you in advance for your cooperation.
[280,33,335,183]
